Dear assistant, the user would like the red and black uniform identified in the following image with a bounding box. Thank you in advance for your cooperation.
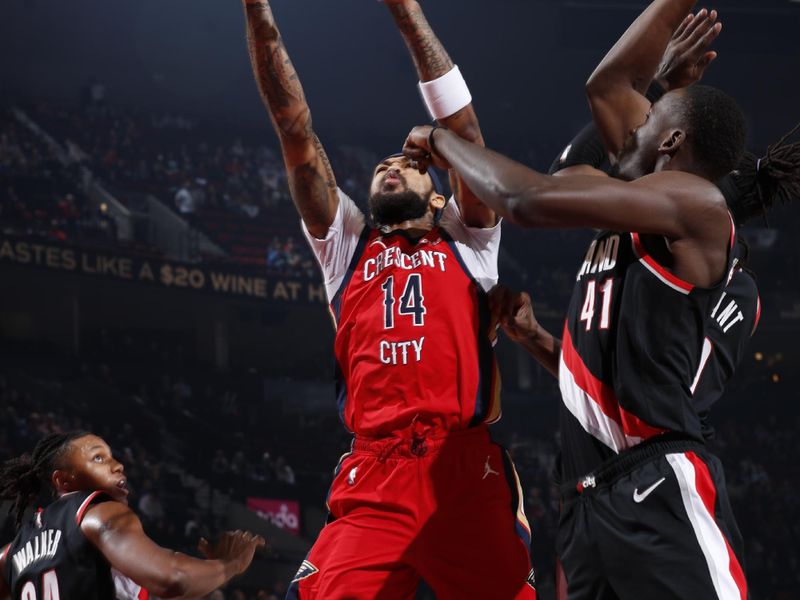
[556,224,754,599]
[289,190,536,599]
[3,491,116,600]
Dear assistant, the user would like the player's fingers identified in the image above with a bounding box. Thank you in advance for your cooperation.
[198,537,210,556]
[689,22,722,56]
[696,50,718,72]
[255,535,266,547]
[682,12,715,49]
[673,13,694,40]
[681,8,708,39]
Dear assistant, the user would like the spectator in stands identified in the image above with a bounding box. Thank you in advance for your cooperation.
[273,456,295,486]
[175,179,197,215]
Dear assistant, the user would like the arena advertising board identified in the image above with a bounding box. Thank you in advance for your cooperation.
[246,498,301,536]
[0,235,326,304]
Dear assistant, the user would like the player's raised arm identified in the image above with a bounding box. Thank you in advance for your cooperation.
[385,0,494,228]
[585,0,719,160]
[82,502,264,598]
[242,0,338,239]
[403,126,736,286]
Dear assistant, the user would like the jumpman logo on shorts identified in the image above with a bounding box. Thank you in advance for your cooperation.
[483,455,500,479]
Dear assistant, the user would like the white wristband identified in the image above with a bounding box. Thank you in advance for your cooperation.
[418,65,472,121]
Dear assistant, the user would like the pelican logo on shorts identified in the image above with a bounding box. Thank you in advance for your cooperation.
[292,560,319,583]
[526,568,537,589]
[347,466,358,486]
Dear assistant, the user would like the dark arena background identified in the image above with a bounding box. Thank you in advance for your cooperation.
[1,1,798,598]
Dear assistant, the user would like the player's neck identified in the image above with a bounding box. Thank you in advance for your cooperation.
[379,216,434,237]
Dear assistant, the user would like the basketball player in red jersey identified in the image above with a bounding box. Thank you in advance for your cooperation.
[240,1,535,598]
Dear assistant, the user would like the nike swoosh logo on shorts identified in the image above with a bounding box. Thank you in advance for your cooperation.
[633,477,666,503]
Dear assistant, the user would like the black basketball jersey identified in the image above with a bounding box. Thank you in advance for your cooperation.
[3,491,115,600]
[692,263,760,439]
[558,221,743,480]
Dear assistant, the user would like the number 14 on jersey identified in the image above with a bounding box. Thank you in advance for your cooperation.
[381,274,427,329]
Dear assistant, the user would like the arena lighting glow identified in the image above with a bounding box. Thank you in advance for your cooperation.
[754,352,764,361]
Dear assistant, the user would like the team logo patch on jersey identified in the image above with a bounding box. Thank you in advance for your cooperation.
[292,560,319,583]
[526,568,537,589]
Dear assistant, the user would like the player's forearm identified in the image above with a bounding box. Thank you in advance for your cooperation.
[587,0,696,95]
[243,0,313,142]
[387,1,452,82]
[388,1,482,144]
[155,554,235,598]
[517,328,561,380]
[429,129,549,226]
[242,0,337,236]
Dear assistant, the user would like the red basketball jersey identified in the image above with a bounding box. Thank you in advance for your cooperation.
[304,190,501,437]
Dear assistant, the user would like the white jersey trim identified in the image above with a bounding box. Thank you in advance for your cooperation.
[667,453,746,600]
[439,200,501,293]
[558,354,638,453]
[301,188,366,302]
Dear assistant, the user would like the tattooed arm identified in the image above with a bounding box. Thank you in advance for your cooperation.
[386,0,494,228]
[242,0,338,239]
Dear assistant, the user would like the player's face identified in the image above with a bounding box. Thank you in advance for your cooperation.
[617,93,682,181]
[368,156,437,226]
[61,435,129,504]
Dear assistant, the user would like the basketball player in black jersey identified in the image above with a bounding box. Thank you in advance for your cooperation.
[0,432,265,599]
[400,0,800,597]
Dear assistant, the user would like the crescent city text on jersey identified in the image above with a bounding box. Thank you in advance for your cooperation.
[364,244,448,367]
[363,246,448,281]
[577,234,620,280]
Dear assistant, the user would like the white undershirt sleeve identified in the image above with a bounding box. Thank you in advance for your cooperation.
[439,199,501,292]
[301,188,367,302]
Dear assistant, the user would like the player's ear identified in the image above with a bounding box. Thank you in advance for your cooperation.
[429,193,446,210]
[658,129,686,157]
[52,469,74,493]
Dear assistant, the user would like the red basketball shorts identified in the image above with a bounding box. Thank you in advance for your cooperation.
[286,426,537,600]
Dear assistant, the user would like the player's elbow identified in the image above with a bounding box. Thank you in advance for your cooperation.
[585,69,613,102]
[505,180,560,228]
[505,189,543,228]
[149,568,191,598]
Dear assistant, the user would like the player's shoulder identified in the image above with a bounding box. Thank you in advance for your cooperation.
[636,170,725,203]
[79,495,134,536]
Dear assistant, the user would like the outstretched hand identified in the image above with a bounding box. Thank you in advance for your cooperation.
[489,285,540,345]
[199,530,266,576]
[656,8,721,91]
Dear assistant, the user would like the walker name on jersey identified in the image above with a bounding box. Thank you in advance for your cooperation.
[11,529,62,577]
[711,291,745,333]
[576,235,619,280]
[363,247,448,281]
[380,337,424,365]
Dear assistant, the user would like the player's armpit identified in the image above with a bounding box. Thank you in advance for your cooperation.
[586,87,651,162]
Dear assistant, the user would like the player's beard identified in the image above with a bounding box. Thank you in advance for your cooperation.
[368,190,430,227]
